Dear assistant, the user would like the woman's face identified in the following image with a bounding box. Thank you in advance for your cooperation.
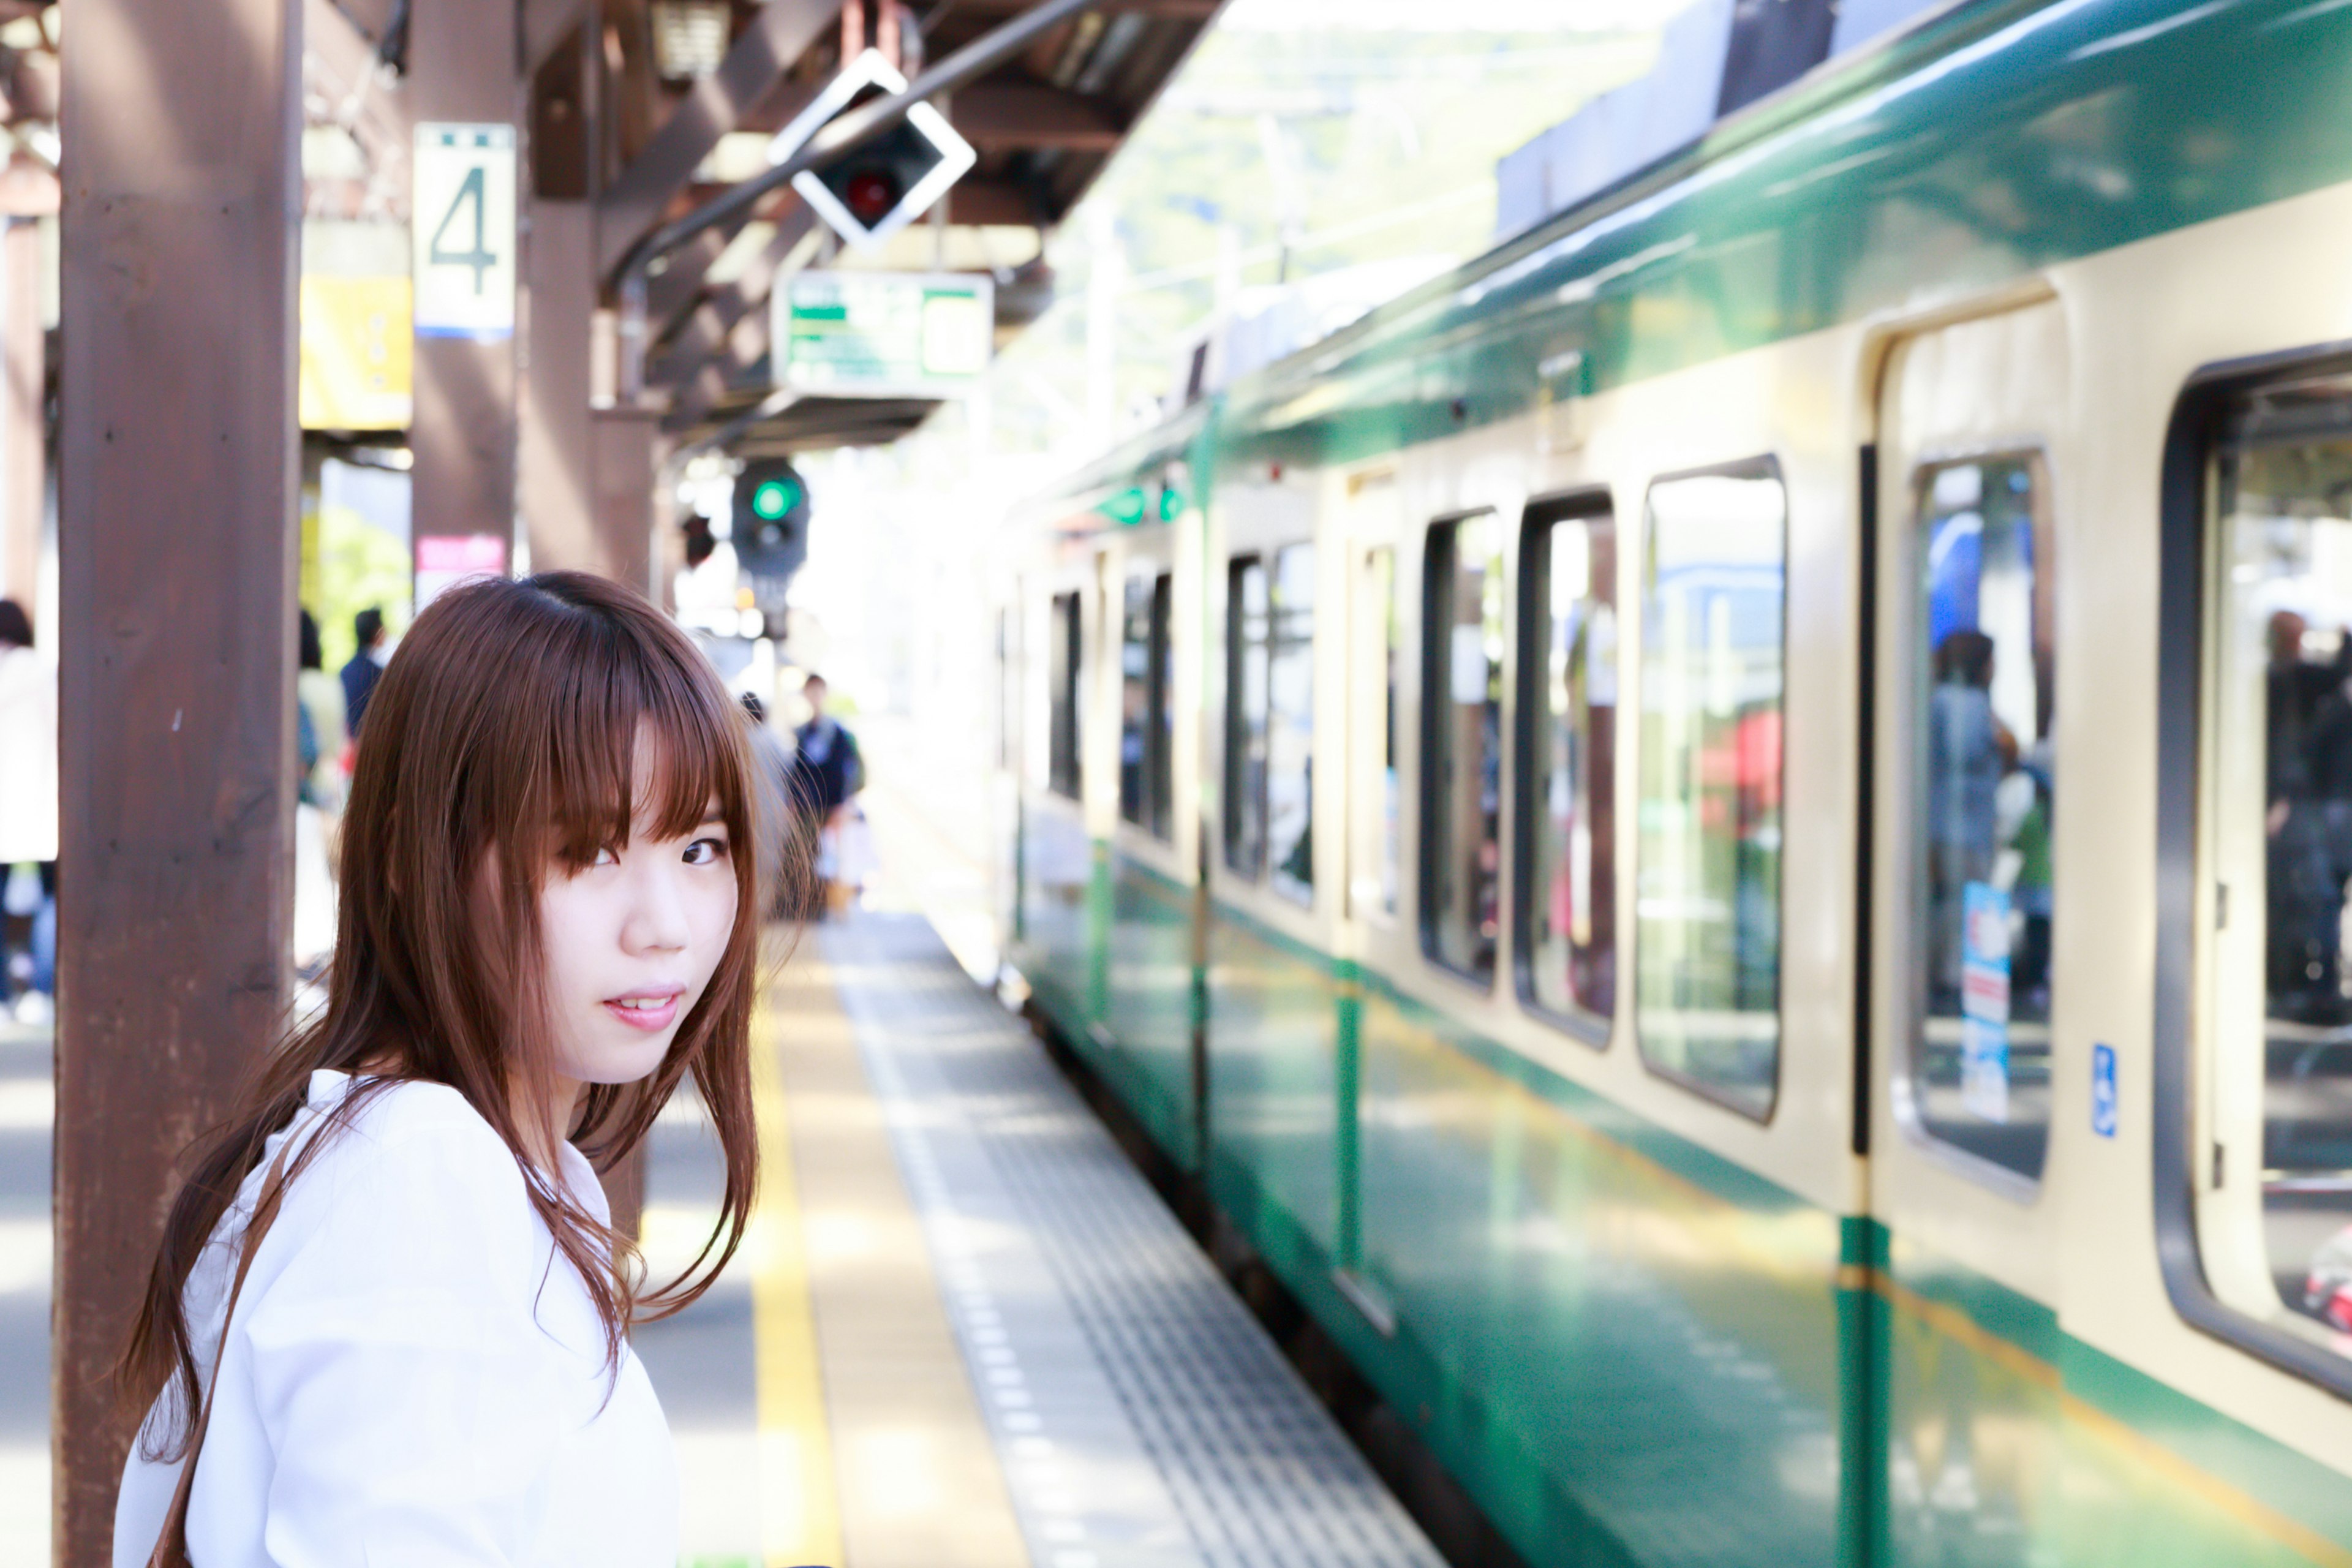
[538,771,738,1091]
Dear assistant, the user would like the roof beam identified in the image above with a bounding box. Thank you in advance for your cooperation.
[949,81,1125,150]
[945,175,1040,225]
[648,201,816,386]
[597,0,840,276]
[944,0,1217,15]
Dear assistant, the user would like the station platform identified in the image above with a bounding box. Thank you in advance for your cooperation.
[638,908,1448,1568]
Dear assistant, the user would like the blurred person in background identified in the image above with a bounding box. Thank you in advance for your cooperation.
[341,605,388,735]
[0,598,55,1025]
[113,572,762,1568]
[293,610,349,978]
[785,674,864,918]
[739,692,796,922]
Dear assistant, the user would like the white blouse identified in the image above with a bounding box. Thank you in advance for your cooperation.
[113,1071,677,1567]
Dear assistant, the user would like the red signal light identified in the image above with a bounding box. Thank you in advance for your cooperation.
[844,169,900,224]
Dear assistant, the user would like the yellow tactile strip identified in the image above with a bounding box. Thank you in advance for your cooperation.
[760,940,1031,1568]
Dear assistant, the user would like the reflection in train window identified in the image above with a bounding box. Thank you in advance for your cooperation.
[1149,572,1174,839]
[1268,545,1316,903]
[1349,547,1401,921]
[1118,573,1175,840]
[1120,577,1152,829]
[1904,454,2055,1182]
[1049,590,1082,801]
[1225,557,1269,876]
[1517,500,1618,1037]
[1636,465,1785,1118]
[2204,374,2352,1351]
[1422,514,1503,982]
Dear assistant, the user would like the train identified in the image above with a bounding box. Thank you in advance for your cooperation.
[982,0,2352,1560]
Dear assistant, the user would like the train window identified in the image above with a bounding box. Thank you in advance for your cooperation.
[1422,513,1503,983]
[1268,544,1316,903]
[1225,556,1269,876]
[1149,571,1174,839]
[1635,463,1785,1118]
[997,606,1015,772]
[1514,497,1618,1040]
[1049,590,1082,801]
[1119,574,1175,839]
[2193,369,2352,1360]
[1902,454,2055,1182]
[1349,546,1401,921]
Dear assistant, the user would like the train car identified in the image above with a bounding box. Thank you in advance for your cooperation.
[989,0,2352,1559]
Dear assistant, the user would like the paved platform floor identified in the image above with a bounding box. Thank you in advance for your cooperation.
[0,906,1444,1568]
[645,908,1447,1567]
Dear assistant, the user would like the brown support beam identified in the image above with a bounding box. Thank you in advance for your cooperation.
[409,0,522,562]
[647,202,815,386]
[0,216,44,609]
[592,407,663,598]
[945,176,1042,227]
[946,0,1216,15]
[949,81,1126,150]
[522,16,600,578]
[595,0,840,277]
[55,0,301,1562]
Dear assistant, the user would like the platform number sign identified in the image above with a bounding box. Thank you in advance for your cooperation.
[412,124,516,341]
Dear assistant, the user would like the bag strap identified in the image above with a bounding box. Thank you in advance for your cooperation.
[146,1134,298,1568]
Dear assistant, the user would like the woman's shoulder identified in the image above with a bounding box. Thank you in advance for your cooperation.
[251,1077,548,1303]
[297,1076,530,1217]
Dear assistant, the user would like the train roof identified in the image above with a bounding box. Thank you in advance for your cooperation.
[1030,0,2352,516]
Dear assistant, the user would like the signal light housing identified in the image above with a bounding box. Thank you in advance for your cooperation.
[731,458,812,617]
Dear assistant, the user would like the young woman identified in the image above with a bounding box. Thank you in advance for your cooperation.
[113,571,763,1567]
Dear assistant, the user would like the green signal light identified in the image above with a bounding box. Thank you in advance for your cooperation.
[752,477,800,521]
[1098,486,1148,527]
[1159,487,1187,522]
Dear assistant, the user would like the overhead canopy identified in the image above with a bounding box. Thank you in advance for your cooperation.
[622,0,1224,456]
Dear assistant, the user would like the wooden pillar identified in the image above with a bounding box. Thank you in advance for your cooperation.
[53,0,303,1559]
[593,407,663,598]
[0,217,44,609]
[409,0,522,569]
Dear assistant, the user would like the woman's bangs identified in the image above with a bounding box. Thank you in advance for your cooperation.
[540,638,746,861]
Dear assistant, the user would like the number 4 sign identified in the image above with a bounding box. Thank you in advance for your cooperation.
[412,124,516,341]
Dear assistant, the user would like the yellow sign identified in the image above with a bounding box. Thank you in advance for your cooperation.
[299,274,413,431]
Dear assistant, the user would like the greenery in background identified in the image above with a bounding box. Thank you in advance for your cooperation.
[976,14,1675,459]
[300,492,412,673]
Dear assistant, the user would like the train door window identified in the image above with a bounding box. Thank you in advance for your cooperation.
[1422,513,1503,982]
[1349,546,1401,920]
[1148,572,1175,839]
[1120,576,1153,828]
[1635,462,1786,1118]
[1268,543,1316,904]
[1903,454,2055,1181]
[2191,368,2352,1362]
[1515,496,1618,1039]
[997,606,1016,772]
[1225,556,1270,876]
[1049,590,1082,800]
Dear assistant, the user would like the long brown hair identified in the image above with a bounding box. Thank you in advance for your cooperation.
[121,571,764,1456]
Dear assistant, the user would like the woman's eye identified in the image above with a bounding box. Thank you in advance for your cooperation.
[590,846,619,868]
[684,837,729,865]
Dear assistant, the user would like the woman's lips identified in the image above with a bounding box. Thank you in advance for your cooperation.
[604,987,684,1032]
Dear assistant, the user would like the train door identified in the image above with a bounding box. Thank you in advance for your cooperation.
[1337,469,1405,1300]
[1865,294,2072,1561]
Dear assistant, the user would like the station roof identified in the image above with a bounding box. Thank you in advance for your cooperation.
[609,0,1225,456]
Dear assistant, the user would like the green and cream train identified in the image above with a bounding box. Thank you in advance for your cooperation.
[988,0,2352,1559]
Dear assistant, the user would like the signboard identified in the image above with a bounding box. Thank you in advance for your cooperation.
[776,271,993,399]
[1959,880,2011,1124]
[299,274,412,429]
[415,533,507,609]
[412,123,516,341]
[2091,1042,2118,1139]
